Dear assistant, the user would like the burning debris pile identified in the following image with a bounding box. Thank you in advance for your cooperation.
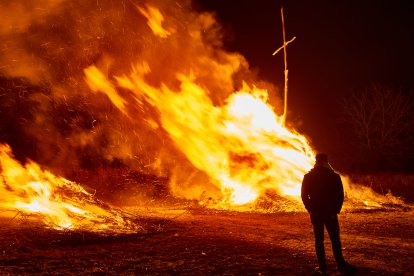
[0,0,406,231]
[0,144,140,233]
[85,65,316,205]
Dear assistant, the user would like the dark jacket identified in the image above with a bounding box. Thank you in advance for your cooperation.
[301,165,344,215]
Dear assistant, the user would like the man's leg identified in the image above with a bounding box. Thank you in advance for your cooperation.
[310,214,326,273]
[325,214,345,265]
[326,215,357,272]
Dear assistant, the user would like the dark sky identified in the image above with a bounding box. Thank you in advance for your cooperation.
[197,0,414,150]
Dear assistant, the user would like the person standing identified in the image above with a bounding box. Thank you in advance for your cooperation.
[301,153,356,275]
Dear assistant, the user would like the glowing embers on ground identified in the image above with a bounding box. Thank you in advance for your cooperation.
[0,144,138,233]
[85,65,315,206]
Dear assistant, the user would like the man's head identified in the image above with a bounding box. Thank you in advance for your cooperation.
[314,153,333,170]
[315,153,328,164]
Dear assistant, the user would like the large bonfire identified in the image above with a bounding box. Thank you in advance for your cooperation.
[0,0,401,231]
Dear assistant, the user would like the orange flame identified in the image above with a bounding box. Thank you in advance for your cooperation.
[0,144,138,232]
[137,4,172,38]
[85,65,315,206]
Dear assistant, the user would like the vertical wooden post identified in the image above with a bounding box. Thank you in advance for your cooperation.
[281,7,288,126]
[273,7,295,126]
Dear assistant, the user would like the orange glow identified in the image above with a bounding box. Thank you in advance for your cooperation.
[84,66,128,114]
[137,4,172,38]
[0,144,138,233]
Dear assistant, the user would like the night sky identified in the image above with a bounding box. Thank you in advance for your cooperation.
[197,0,414,151]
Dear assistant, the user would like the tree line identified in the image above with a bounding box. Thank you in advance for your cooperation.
[340,83,414,173]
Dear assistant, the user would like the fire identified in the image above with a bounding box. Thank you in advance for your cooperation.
[85,65,315,206]
[137,4,172,38]
[0,144,138,233]
[0,0,403,224]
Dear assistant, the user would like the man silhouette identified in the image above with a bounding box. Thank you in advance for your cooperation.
[301,153,356,275]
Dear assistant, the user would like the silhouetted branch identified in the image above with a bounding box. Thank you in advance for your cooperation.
[342,83,414,170]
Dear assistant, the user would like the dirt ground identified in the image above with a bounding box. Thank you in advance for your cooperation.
[0,207,413,275]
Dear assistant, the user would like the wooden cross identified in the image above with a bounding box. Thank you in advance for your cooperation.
[273,7,296,126]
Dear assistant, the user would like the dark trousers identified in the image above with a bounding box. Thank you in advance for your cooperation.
[310,213,345,270]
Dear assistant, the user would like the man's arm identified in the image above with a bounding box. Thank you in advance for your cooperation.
[301,175,311,212]
[335,174,344,213]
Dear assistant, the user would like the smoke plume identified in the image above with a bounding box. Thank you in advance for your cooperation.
[0,0,282,201]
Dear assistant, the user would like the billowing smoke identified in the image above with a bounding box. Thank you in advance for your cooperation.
[0,0,281,201]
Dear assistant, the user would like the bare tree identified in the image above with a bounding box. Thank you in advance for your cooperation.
[342,83,414,169]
